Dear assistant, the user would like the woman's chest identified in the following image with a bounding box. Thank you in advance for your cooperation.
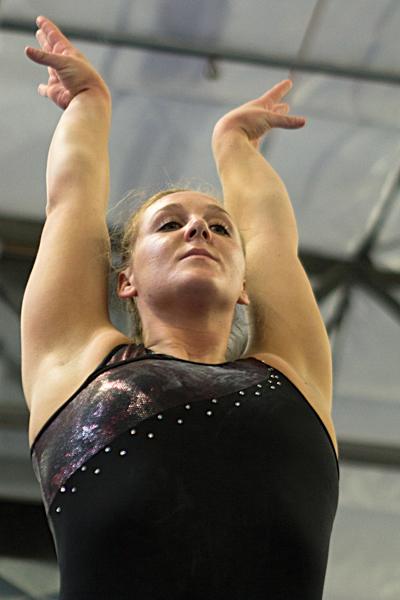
[33,367,339,517]
[29,344,338,464]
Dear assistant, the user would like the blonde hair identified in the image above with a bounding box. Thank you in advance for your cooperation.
[109,184,249,360]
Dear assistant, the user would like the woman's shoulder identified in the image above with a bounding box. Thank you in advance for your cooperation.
[28,327,133,448]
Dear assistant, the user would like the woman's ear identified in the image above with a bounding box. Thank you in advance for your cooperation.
[237,280,250,306]
[117,270,137,299]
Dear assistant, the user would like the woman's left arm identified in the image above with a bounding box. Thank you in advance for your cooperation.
[212,80,333,413]
[212,79,305,253]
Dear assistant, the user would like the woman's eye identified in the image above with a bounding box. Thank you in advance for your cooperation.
[159,221,230,235]
[212,224,230,235]
[159,221,179,230]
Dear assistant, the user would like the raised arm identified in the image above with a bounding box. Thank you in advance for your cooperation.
[212,79,305,253]
[212,82,334,415]
[21,17,115,408]
[25,16,111,213]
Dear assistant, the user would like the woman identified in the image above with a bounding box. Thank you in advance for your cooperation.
[23,16,339,600]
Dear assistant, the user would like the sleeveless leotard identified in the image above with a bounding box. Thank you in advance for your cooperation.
[31,343,339,600]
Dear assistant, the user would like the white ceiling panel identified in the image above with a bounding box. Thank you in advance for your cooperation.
[334,290,400,404]
[306,0,400,71]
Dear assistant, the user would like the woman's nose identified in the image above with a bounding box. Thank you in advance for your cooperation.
[185,219,211,240]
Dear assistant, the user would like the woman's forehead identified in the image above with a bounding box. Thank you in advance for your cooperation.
[142,191,231,224]
[151,191,221,212]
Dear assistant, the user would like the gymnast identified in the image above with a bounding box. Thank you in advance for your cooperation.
[22,15,339,600]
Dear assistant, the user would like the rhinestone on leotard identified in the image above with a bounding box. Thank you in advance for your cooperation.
[206,410,213,416]
[157,414,163,420]
[255,391,261,396]
[71,487,77,493]
[257,383,262,388]
[185,404,191,409]
[238,391,245,396]
[55,506,61,513]
[104,447,111,453]
[234,401,241,406]
[130,429,136,435]
[94,468,101,475]
[211,398,218,404]
[120,450,127,456]
[147,433,154,439]
[60,486,66,493]
[80,465,87,472]
[177,418,184,424]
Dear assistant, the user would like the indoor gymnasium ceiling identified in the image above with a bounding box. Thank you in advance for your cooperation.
[0,1,399,599]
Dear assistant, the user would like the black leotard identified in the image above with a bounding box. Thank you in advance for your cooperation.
[31,343,339,600]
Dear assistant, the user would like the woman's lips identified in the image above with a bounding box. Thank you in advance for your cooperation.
[183,254,214,259]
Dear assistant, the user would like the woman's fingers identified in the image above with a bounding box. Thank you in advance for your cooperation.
[38,83,48,97]
[36,16,72,53]
[24,45,70,70]
[34,28,64,81]
[254,81,306,129]
[254,79,293,107]
[26,15,111,110]
[274,103,290,114]
[35,29,51,53]
[264,79,293,102]
[269,112,306,129]
[37,80,72,108]
[267,79,293,101]
[37,26,68,55]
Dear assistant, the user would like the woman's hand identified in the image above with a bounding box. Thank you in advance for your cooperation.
[212,79,305,150]
[25,16,110,110]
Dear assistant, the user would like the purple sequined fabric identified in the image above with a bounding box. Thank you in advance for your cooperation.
[31,344,273,515]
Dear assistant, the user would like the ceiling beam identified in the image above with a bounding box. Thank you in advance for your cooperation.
[339,440,400,471]
[1,18,400,86]
[356,167,400,261]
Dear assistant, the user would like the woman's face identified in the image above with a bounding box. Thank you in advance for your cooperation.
[119,191,248,310]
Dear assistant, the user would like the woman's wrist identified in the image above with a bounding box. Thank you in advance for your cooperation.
[69,86,111,116]
[212,122,248,145]
[212,125,253,171]
[63,88,112,138]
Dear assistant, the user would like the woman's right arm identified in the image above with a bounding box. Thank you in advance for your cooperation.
[26,16,112,214]
[21,17,116,407]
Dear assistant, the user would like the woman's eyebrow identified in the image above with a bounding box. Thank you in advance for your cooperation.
[153,203,233,221]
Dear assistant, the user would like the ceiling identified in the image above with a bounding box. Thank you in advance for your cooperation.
[0,1,399,599]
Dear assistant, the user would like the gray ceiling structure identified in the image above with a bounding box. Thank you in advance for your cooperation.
[0,1,399,599]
